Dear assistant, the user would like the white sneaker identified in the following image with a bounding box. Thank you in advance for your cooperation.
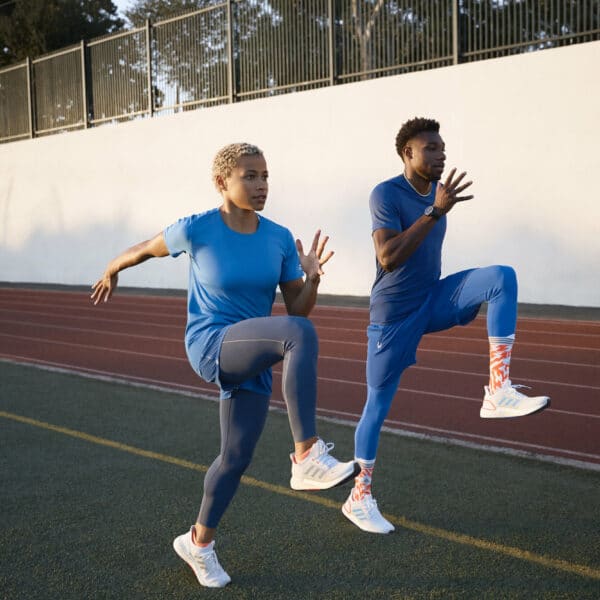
[480,380,549,419]
[290,438,359,490]
[342,491,395,534]
[173,527,231,588]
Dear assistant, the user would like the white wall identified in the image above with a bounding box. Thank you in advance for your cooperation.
[1,41,599,306]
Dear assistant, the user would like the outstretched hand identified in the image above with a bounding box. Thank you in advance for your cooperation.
[90,267,118,305]
[434,168,474,215]
[296,230,334,282]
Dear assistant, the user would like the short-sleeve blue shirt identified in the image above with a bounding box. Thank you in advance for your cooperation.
[163,208,304,395]
[369,175,446,324]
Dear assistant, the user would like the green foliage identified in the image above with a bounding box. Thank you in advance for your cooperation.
[0,0,124,66]
[124,0,218,27]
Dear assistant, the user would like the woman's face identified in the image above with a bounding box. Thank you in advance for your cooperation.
[221,154,269,212]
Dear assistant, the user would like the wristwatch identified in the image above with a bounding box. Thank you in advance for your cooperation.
[424,205,442,221]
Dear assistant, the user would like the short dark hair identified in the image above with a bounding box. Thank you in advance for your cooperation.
[395,117,440,160]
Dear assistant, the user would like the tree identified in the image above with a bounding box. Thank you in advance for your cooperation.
[125,1,227,111]
[0,0,124,67]
[124,0,215,27]
[125,0,267,110]
[459,0,600,60]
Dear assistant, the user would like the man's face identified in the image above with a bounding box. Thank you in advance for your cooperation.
[221,154,269,211]
[404,131,446,181]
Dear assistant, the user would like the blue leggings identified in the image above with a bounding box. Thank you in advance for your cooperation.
[198,316,318,528]
[355,265,517,462]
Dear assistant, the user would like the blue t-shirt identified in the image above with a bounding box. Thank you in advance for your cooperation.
[163,208,304,394]
[369,175,447,324]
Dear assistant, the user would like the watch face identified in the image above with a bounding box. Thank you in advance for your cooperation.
[424,206,433,216]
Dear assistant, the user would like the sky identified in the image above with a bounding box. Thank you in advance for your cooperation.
[113,1,132,19]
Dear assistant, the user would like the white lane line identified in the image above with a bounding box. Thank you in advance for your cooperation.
[0,318,600,370]
[2,355,597,472]
[1,333,598,418]
[269,399,600,463]
[1,303,599,339]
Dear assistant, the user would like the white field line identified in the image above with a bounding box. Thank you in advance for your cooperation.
[3,295,600,329]
[1,316,598,369]
[0,334,598,421]
[1,302,599,340]
[0,354,217,396]
[0,307,184,329]
[1,330,599,396]
[311,373,600,417]
[2,289,600,324]
[320,356,600,391]
[269,399,600,463]
[0,309,596,351]
[1,355,598,473]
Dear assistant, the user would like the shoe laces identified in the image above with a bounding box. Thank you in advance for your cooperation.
[503,380,531,399]
[313,440,337,468]
[357,493,379,515]
[197,548,219,571]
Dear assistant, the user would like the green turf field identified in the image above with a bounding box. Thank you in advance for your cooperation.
[1,361,598,599]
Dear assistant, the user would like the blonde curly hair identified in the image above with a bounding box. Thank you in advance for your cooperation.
[212,143,264,190]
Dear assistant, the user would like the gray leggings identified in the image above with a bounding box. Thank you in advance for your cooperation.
[198,316,318,528]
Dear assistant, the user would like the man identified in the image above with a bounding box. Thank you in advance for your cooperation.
[342,117,549,534]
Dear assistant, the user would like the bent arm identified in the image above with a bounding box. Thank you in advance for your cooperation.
[373,218,436,272]
[374,169,474,273]
[91,232,169,304]
[280,275,320,317]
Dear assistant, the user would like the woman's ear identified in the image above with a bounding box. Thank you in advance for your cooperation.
[215,174,227,192]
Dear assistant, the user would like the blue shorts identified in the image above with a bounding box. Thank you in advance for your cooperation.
[367,269,484,390]
[185,316,318,402]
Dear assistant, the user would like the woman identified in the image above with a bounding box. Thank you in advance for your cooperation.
[91,143,357,588]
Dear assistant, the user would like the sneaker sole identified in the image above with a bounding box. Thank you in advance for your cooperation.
[290,462,360,491]
[172,536,230,588]
[341,503,395,534]
[480,398,550,419]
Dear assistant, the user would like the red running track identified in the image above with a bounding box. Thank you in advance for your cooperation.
[1,287,599,469]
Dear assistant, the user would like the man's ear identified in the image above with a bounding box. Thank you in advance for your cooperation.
[403,145,413,161]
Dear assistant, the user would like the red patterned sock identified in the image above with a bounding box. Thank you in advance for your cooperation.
[352,461,375,500]
[489,335,514,393]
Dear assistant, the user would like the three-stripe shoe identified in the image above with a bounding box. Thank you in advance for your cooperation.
[480,380,549,418]
[290,438,359,490]
[173,528,231,588]
[342,491,395,534]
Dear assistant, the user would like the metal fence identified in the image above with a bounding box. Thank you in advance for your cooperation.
[237,0,332,99]
[32,45,86,136]
[337,0,456,83]
[0,60,31,142]
[153,4,231,111]
[88,28,150,126]
[1,0,598,143]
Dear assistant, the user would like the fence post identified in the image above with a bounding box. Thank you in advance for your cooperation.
[452,0,460,65]
[226,0,236,104]
[327,0,336,86]
[25,57,34,138]
[146,19,154,117]
[80,40,89,129]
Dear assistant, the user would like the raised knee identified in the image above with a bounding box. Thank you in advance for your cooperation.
[494,265,517,291]
[287,316,318,347]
